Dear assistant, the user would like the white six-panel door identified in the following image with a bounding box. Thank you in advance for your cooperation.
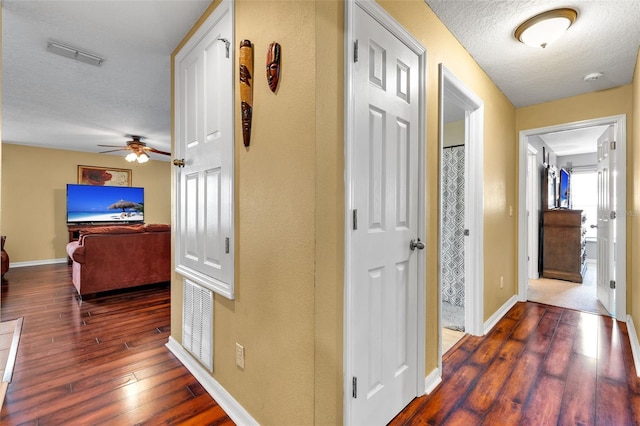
[596,125,615,315]
[348,3,424,424]
[174,1,234,299]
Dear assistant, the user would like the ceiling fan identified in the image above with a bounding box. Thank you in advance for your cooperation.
[98,136,171,163]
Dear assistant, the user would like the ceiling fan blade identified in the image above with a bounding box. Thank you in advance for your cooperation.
[99,148,128,153]
[98,144,127,148]
[145,147,172,156]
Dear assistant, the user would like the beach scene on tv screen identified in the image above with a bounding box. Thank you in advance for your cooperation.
[67,185,144,223]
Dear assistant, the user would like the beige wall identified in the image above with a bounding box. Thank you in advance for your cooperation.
[1,144,171,263]
[171,1,323,424]
[515,85,634,312]
[379,0,518,370]
[632,49,640,347]
[169,1,518,425]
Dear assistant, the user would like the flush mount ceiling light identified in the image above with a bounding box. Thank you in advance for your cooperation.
[514,8,577,48]
[584,72,604,81]
[46,40,105,66]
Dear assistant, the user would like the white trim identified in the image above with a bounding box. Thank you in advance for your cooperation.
[166,337,259,425]
[483,295,518,334]
[626,315,640,377]
[517,115,627,321]
[527,144,539,280]
[424,367,442,395]
[437,64,484,382]
[344,0,427,423]
[10,258,67,268]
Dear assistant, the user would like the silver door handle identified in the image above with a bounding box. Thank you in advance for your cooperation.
[410,238,425,251]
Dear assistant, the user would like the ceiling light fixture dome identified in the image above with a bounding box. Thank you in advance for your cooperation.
[515,8,577,48]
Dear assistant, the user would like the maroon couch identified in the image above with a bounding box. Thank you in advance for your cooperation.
[1,236,9,277]
[65,224,170,296]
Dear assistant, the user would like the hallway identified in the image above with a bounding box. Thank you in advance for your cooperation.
[391,301,639,425]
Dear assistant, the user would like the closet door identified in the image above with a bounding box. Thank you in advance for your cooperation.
[174,0,235,299]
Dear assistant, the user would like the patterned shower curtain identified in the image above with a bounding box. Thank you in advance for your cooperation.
[442,145,465,307]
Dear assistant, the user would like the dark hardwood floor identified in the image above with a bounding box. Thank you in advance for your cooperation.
[0,264,234,425]
[3,265,640,425]
[391,301,640,425]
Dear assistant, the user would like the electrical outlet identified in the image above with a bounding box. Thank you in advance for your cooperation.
[500,276,504,289]
[236,343,245,369]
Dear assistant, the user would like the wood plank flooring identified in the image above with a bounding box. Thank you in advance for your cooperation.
[0,264,234,425]
[3,264,639,425]
[391,301,640,425]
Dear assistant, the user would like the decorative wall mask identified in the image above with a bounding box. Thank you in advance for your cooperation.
[266,42,281,93]
[239,40,254,147]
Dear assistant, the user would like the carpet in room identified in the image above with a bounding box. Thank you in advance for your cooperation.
[528,261,609,315]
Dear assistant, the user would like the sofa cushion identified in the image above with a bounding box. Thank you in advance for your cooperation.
[145,224,171,232]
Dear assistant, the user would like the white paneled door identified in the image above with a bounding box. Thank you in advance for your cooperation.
[174,1,235,300]
[596,125,615,315]
[348,3,423,424]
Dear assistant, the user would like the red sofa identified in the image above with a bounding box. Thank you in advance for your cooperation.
[65,224,171,296]
[1,236,9,277]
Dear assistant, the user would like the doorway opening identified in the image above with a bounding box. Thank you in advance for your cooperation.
[438,65,484,361]
[517,115,627,321]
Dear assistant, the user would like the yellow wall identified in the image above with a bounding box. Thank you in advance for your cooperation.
[171,1,324,424]
[169,1,517,424]
[379,0,518,370]
[632,49,640,346]
[1,144,171,263]
[515,85,634,311]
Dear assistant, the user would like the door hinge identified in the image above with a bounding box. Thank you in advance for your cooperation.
[352,376,357,398]
[610,211,617,220]
[217,38,230,59]
[225,237,230,254]
[611,140,617,150]
[354,40,359,63]
[610,280,616,289]
[353,209,358,230]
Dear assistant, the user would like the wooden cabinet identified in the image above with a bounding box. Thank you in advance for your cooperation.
[542,209,586,283]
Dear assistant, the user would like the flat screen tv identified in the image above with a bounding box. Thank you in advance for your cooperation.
[67,184,144,224]
[559,168,570,209]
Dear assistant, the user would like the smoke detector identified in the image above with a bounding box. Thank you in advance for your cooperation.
[584,72,604,81]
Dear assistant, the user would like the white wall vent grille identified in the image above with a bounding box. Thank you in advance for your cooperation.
[182,278,213,372]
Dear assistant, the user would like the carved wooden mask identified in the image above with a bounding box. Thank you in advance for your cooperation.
[266,42,281,93]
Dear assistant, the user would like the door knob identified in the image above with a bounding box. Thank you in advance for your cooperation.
[410,238,425,251]
[173,159,185,167]
[590,224,597,229]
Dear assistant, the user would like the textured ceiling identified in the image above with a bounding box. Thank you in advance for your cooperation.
[2,0,211,160]
[427,0,640,155]
[3,1,638,159]
[426,0,640,108]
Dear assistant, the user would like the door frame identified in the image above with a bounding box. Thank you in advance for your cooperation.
[344,0,426,423]
[437,65,485,358]
[527,144,539,279]
[517,114,627,321]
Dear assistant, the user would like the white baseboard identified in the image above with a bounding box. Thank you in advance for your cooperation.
[10,258,67,268]
[626,315,640,377]
[424,367,441,395]
[166,337,259,425]
[484,295,518,335]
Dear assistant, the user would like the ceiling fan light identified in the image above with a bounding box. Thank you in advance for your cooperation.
[515,8,577,48]
[125,152,137,162]
[137,153,149,163]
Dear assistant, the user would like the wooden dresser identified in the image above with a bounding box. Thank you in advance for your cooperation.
[542,209,586,283]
